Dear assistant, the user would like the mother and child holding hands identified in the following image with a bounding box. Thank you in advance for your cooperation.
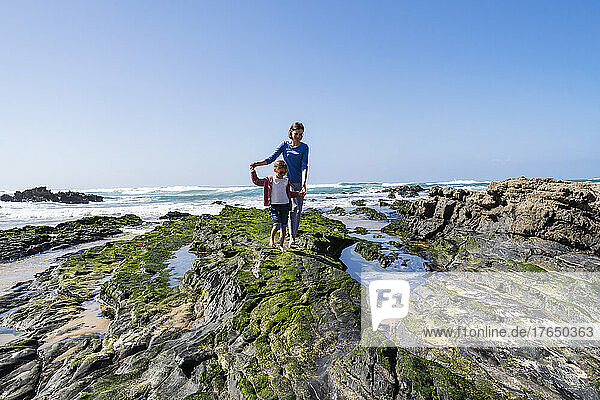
[250,122,309,251]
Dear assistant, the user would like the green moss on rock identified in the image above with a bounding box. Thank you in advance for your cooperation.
[390,200,412,216]
[396,349,504,400]
[354,227,368,235]
[355,241,397,268]
[328,206,346,215]
[382,220,410,237]
[0,214,143,262]
[351,207,388,221]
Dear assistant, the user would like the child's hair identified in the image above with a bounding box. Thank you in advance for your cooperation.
[274,160,288,171]
[288,121,305,139]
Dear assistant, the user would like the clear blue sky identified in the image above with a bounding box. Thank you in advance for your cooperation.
[1,1,598,189]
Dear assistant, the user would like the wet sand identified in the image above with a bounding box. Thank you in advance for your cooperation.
[41,300,110,349]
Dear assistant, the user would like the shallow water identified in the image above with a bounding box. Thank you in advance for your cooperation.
[167,244,198,287]
[0,327,26,346]
[339,221,429,287]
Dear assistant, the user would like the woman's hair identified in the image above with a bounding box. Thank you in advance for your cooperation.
[288,122,305,139]
[274,160,288,171]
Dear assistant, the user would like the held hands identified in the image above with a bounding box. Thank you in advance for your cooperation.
[249,163,255,171]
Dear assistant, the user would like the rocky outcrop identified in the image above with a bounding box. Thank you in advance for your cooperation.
[0,187,103,204]
[160,211,193,220]
[3,205,600,399]
[380,185,425,198]
[0,208,520,400]
[0,215,143,262]
[403,177,600,254]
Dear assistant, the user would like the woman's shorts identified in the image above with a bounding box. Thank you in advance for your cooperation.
[270,203,290,228]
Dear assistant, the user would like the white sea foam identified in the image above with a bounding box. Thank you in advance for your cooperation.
[428,180,491,185]
[82,186,220,195]
[307,183,343,189]
[2,179,594,231]
[215,186,257,193]
[0,201,229,230]
[381,182,416,187]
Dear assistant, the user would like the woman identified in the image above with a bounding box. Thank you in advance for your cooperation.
[250,122,309,247]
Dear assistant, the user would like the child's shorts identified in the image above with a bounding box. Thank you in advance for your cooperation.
[270,203,290,228]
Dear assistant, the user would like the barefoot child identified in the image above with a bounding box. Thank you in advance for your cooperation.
[251,160,305,250]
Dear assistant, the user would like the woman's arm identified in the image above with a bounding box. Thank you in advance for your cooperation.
[250,160,267,168]
[301,168,308,192]
[250,142,285,168]
[301,145,309,191]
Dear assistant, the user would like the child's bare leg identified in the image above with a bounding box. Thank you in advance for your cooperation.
[279,226,287,250]
[270,226,278,247]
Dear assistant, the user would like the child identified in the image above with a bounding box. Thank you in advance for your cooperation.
[251,160,305,250]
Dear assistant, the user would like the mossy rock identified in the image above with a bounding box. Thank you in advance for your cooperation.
[390,200,413,216]
[354,227,368,235]
[355,241,397,268]
[382,220,410,237]
[396,349,505,400]
[0,214,143,262]
[328,206,346,215]
[1,206,551,399]
[351,199,366,206]
[351,207,387,221]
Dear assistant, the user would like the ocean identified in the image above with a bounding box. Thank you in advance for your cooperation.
[1,178,598,230]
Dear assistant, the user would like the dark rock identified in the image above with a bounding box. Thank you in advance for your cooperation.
[328,206,346,215]
[380,178,600,274]
[380,185,425,198]
[160,211,193,220]
[354,227,368,235]
[0,187,103,204]
[350,207,388,221]
[403,178,600,255]
[351,199,366,206]
[355,241,396,267]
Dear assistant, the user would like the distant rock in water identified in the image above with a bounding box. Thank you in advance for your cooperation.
[160,211,193,220]
[403,177,600,254]
[380,184,424,198]
[0,186,103,204]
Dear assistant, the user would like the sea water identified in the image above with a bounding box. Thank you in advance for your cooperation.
[0,180,504,230]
